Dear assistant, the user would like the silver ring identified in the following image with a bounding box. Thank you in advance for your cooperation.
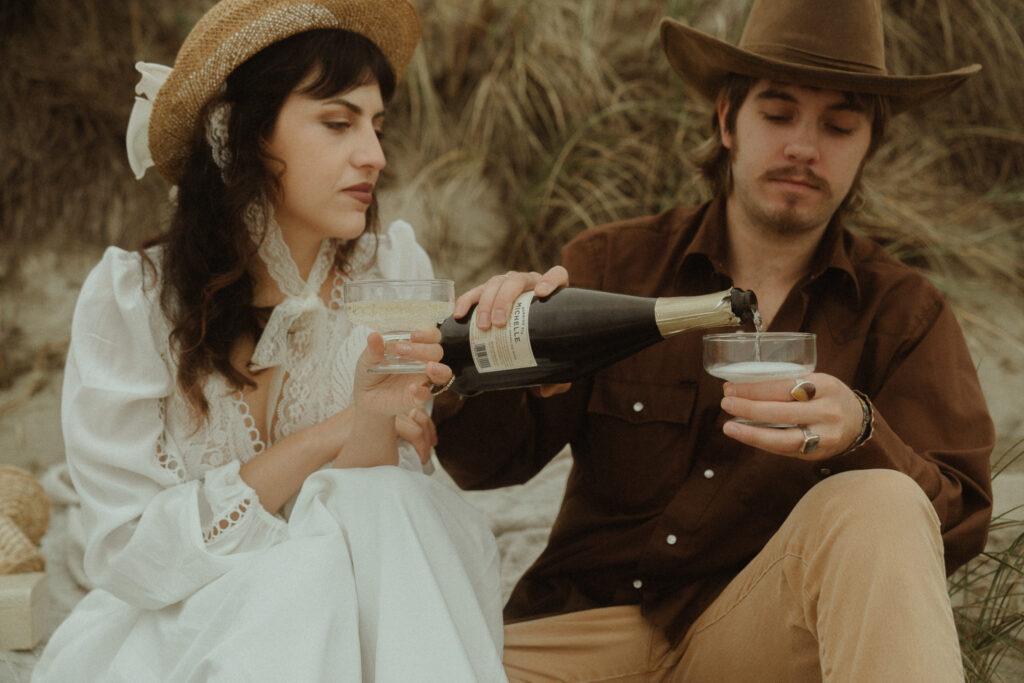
[429,375,456,395]
[790,379,816,402]
[799,426,820,455]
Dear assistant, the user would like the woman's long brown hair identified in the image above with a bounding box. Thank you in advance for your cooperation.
[142,29,396,420]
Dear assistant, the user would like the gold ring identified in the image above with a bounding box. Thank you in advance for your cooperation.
[790,379,816,402]
[799,426,820,455]
[429,375,456,395]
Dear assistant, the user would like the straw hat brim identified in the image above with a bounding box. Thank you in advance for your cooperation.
[150,0,420,184]
[660,18,981,115]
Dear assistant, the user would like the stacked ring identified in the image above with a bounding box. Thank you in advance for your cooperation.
[799,426,820,454]
[429,375,456,395]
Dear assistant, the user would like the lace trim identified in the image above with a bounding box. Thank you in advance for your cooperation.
[202,497,253,544]
[249,208,335,371]
[154,398,185,482]
[230,391,266,455]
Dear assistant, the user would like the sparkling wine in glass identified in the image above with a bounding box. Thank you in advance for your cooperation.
[343,279,455,374]
[703,332,816,428]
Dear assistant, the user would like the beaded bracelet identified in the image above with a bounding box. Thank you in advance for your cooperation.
[839,390,873,456]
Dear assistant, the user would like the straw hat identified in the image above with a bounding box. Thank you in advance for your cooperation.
[0,466,50,575]
[660,0,980,115]
[149,0,420,184]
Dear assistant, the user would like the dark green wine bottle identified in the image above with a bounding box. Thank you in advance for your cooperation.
[439,287,757,396]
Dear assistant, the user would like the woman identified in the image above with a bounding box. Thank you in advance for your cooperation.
[32,1,505,681]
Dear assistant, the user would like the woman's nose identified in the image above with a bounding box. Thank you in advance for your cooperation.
[353,129,386,170]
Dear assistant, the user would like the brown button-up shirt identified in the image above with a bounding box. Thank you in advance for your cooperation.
[434,197,994,646]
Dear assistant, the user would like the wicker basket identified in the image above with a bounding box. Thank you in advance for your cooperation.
[0,465,50,575]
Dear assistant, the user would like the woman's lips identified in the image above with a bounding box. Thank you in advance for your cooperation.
[342,183,374,204]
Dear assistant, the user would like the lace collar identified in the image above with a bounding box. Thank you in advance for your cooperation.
[248,205,337,371]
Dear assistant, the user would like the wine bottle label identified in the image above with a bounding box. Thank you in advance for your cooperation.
[468,292,538,373]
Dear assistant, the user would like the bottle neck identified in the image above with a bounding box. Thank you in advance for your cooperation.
[654,289,742,338]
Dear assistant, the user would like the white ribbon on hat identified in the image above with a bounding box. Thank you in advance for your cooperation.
[126,62,172,179]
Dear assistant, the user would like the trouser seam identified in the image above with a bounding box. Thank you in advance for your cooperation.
[689,551,809,637]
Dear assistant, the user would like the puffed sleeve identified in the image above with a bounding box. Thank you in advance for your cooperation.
[62,248,286,609]
[376,220,434,281]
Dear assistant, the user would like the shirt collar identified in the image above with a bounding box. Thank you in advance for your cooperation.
[677,195,861,307]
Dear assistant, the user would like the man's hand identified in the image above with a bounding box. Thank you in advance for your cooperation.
[719,373,865,459]
[454,266,571,398]
[453,266,569,329]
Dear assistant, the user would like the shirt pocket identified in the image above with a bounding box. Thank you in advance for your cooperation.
[581,375,698,511]
[587,375,698,426]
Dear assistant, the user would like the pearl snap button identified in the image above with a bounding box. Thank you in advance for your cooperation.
[632,579,643,590]
[819,467,832,477]
[666,534,677,545]
[703,469,715,479]
[633,402,644,413]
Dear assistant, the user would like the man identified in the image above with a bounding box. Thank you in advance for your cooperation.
[433,0,993,680]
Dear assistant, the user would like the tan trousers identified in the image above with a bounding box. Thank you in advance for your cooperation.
[503,469,965,682]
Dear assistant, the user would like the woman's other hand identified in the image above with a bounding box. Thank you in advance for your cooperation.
[397,406,438,465]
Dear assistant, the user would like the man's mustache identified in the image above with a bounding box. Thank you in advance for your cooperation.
[761,167,830,195]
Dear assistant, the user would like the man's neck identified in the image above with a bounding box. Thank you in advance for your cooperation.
[722,195,829,327]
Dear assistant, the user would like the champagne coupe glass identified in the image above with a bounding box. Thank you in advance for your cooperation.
[343,279,455,374]
[703,332,817,427]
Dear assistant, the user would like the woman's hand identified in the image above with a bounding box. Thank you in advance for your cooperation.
[397,406,438,465]
[353,329,453,417]
[718,373,865,460]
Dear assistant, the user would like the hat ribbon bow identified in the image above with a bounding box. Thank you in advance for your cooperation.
[126,62,172,180]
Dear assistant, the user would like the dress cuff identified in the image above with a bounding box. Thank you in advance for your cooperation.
[200,460,287,554]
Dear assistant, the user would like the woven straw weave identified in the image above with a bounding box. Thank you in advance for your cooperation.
[0,465,50,575]
[149,0,420,184]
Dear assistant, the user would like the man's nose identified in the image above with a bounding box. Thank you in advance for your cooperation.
[783,123,820,164]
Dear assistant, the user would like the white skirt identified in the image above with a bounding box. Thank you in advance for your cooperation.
[32,467,507,682]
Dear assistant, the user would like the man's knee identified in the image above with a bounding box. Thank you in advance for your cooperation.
[795,468,941,547]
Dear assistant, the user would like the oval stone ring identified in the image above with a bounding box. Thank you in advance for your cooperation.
[791,379,816,402]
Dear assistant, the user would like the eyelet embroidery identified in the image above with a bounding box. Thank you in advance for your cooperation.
[203,498,252,543]
[154,398,185,482]
[231,391,266,455]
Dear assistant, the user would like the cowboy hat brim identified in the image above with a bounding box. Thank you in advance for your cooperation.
[660,18,981,115]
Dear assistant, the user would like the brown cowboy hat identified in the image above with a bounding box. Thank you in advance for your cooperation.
[149,0,420,184]
[660,0,980,115]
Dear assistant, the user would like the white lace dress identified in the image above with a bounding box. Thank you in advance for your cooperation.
[31,222,506,683]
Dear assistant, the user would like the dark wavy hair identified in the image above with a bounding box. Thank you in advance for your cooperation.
[691,74,890,215]
[143,29,396,420]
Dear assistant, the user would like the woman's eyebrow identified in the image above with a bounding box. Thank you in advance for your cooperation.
[322,97,385,122]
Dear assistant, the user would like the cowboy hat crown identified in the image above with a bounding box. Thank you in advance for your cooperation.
[660,0,980,114]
